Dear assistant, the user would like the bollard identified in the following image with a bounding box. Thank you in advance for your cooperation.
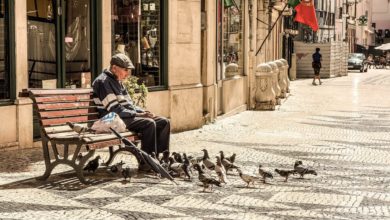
[279,59,290,93]
[255,63,276,110]
[275,60,287,98]
[225,63,239,78]
[268,62,281,105]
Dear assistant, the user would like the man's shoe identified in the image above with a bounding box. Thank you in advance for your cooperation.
[319,81,322,85]
[312,82,317,86]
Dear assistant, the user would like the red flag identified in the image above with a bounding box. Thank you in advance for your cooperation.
[294,0,319,32]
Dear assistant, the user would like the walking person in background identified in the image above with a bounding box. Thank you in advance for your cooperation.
[312,48,322,85]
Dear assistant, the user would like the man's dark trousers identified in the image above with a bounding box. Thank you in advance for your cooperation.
[122,116,170,154]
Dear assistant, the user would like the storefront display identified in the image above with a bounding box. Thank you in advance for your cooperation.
[112,0,162,87]
[217,0,244,79]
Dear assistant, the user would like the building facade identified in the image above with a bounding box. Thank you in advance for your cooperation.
[0,0,288,150]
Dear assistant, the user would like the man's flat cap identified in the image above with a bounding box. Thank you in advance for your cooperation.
[110,53,135,69]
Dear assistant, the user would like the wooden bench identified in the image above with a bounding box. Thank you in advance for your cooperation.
[27,88,140,184]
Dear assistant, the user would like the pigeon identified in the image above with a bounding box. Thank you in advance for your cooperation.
[193,164,221,192]
[160,150,170,164]
[294,161,317,178]
[168,157,185,177]
[83,155,101,173]
[258,165,273,183]
[275,168,296,182]
[219,151,239,174]
[110,161,125,173]
[122,167,131,181]
[182,153,192,178]
[237,168,259,187]
[226,153,236,164]
[66,122,95,136]
[201,149,215,170]
[172,152,184,163]
[187,154,203,165]
[215,156,227,184]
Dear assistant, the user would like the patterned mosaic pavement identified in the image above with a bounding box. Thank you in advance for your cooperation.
[1,69,390,219]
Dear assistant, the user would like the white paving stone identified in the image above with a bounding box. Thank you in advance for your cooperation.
[0,209,124,220]
[161,195,242,212]
[217,195,299,209]
[203,212,275,220]
[0,188,89,208]
[73,189,122,199]
[268,209,349,219]
[102,197,185,216]
[269,192,364,207]
[319,206,390,217]
[131,186,175,197]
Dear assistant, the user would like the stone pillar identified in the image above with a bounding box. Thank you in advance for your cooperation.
[275,60,287,98]
[268,61,281,105]
[225,63,239,78]
[279,58,290,93]
[255,63,276,111]
[290,53,297,81]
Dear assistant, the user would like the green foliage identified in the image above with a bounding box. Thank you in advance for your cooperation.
[122,76,148,108]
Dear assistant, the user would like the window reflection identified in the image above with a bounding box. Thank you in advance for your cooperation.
[27,0,56,88]
[112,0,162,87]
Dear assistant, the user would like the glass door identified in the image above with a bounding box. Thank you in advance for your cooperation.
[63,0,91,88]
[27,0,92,88]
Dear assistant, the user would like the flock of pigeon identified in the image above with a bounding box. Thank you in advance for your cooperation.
[82,148,318,191]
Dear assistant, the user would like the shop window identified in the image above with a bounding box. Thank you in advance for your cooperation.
[217,0,244,79]
[27,0,56,88]
[112,0,164,87]
[0,1,9,99]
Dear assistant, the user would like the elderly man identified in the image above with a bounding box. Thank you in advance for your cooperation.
[92,53,170,171]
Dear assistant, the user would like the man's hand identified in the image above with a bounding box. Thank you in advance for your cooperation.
[136,111,155,118]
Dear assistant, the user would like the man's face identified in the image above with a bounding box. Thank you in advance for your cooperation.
[113,65,131,81]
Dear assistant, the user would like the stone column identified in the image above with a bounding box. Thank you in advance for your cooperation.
[268,61,281,105]
[279,58,290,93]
[255,63,276,111]
[275,60,287,98]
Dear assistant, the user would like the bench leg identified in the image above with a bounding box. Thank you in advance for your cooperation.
[37,141,95,184]
[74,148,95,184]
[36,138,54,181]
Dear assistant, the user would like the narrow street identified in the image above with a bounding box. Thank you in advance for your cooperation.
[1,69,390,219]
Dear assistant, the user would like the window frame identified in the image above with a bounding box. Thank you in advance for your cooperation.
[0,0,15,104]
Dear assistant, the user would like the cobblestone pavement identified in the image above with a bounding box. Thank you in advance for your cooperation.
[1,69,390,219]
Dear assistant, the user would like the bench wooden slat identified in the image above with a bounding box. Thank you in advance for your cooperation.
[87,136,138,150]
[48,131,136,144]
[82,131,137,143]
[44,123,90,134]
[36,102,95,110]
[39,109,98,118]
[35,94,92,103]
[29,88,92,96]
[41,115,99,126]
